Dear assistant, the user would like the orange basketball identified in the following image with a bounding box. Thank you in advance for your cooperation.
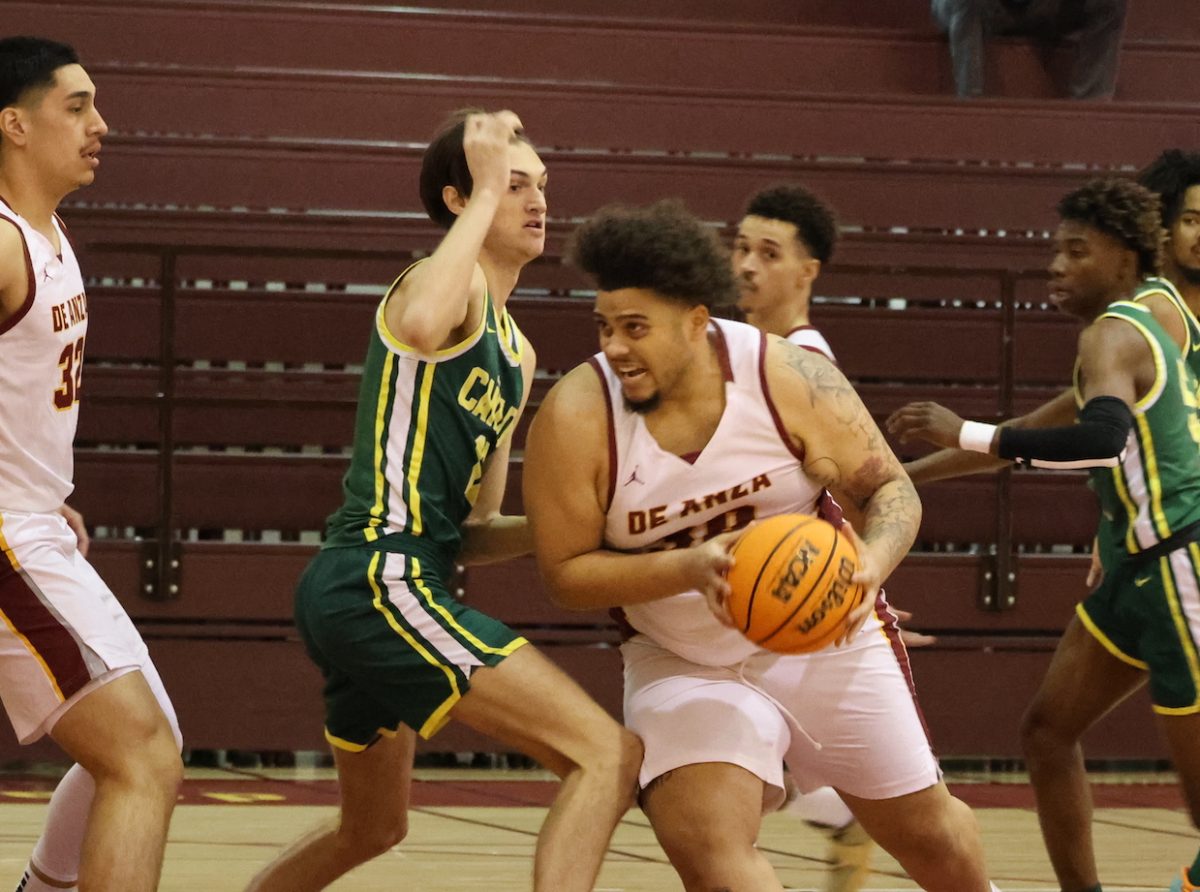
[726,513,865,654]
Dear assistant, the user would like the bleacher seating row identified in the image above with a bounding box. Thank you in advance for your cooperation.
[9,0,1194,99]
[2,0,1187,760]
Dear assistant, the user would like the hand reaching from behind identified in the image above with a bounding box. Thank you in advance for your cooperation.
[58,503,89,557]
[885,401,968,449]
[892,608,937,648]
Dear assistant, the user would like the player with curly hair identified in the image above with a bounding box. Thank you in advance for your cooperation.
[1140,150,1200,307]
[525,200,1002,892]
[888,177,1200,892]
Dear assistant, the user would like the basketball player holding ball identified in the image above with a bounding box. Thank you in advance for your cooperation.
[523,201,1001,892]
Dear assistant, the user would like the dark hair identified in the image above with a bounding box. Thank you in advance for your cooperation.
[1057,177,1163,279]
[569,200,738,309]
[743,184,838,264]
[418,108,532,229]
[0,37,78,111]
[1138,150,1200,229]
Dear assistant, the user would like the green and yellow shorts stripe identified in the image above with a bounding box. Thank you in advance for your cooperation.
[294,545,528,749]
[1080,541,1200,714]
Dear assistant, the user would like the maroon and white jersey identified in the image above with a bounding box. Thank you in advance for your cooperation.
[785,324,834,362]
[0,200,87,512]
[594,317,825,666]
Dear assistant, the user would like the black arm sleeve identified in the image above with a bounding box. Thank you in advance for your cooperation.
[996,395,1132,469]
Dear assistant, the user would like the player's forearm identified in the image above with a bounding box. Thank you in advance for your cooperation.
[391,188,502,351]
[904,448,1009,486]
[540,549,696,612]
[858,477,921,580]
[962,396,1131,470]
[458,514,533,565]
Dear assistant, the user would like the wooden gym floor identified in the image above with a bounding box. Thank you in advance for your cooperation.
[0,765,1190,890]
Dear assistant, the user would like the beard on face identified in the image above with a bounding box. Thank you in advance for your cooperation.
[624,393,661,414]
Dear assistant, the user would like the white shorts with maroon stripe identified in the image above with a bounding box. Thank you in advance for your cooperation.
[622,596,940,809]
[0,509,166,743]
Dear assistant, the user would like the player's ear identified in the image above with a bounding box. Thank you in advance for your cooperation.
[442,185,468,219]
[797,258,820,288]
[0,107,29,147]
[688,303,710,336]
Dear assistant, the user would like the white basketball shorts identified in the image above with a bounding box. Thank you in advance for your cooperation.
[0,509,168,743]
[622,600,941,809]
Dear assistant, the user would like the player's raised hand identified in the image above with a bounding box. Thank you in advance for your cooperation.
[885,401,968,449]
[462,110,523,199]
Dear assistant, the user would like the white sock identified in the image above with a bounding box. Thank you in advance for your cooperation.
[15,861,77,891]
[27,763,92,887]
[991,883,1002,891]
[784,785,856,829]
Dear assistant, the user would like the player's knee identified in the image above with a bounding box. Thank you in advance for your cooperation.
[567,723,641,791]
[83,713,181,794]
[339,814,408,861]
[1018,702,1070,759]
[659,829,755,886]
[134,723,184,796]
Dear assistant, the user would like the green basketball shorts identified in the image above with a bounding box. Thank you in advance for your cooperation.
[1079,540,1200,714]
[295,545,528,749]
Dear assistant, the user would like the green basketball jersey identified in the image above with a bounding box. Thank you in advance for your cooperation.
[324,262,525,568]
[1133,276,1200,378]
[1076,301,1200,562]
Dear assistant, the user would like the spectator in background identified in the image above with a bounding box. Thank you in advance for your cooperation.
[931,0,1128,99]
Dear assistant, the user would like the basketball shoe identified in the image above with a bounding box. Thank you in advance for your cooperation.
[781,779,873,892]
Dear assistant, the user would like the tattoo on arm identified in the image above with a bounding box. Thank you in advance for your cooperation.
[785,343,920,567]
[858,477,921,571]
[784,349,883,450]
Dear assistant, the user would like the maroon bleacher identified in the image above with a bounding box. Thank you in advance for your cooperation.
[0,0,1185,760]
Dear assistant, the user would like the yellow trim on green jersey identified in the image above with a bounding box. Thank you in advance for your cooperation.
[405,365,436,536]
[1101,303,1166,412]
[1165,544,1200,705]
[1108,464,1140,554]
[365,552,461,738]
[1134,412,1171,540]
[375,261,490,360]
[1134,276,1196,354]
[411,558,528,658]
[365,350,396,543]
[1100,306,1170,539]
[1076,602,1149,670]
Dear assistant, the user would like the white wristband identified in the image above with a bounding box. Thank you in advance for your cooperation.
[958,420,998,454]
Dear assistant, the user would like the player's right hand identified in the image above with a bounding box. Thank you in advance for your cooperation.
[692,530,741,628]
[885,401,967,449]
[462,110,522,199]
